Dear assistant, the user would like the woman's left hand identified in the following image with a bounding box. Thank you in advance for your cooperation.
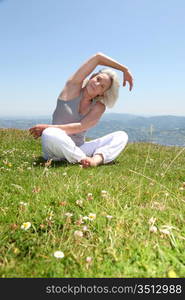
[29,124,49,139]
[123,69,134,91]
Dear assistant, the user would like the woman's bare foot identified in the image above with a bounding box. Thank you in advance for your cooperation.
[80,154,104,168]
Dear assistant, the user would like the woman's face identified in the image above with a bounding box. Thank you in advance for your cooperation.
[86,73,112,98]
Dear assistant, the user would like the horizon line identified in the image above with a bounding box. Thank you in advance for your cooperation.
[0,113,185,118]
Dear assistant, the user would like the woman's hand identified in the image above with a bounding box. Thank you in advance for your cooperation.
[29,124,49,139]
[123,69,134,91]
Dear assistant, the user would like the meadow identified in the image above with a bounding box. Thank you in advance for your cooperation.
[0,128,185,278]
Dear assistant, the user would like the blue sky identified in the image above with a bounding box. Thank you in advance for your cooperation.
[0,0,185,117]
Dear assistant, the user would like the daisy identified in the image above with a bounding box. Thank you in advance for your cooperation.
[88,213,96,221]
[21,222,31,230]
[53,251,65,259]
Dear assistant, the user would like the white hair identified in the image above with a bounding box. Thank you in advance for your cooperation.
[82,68,120,108]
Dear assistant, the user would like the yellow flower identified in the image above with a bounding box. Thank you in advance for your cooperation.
[13,248,21,255]
[53,251,65,259]
[21,222,31,230]
[167,269,178,278]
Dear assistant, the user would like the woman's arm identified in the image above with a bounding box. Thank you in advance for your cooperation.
[97,53,133,91]
[67,52,133,90]
[29,102,106,139]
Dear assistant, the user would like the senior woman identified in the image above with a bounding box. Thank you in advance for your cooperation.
[29,52,133,167]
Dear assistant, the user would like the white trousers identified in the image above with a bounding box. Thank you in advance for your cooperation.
[41,128,128,164]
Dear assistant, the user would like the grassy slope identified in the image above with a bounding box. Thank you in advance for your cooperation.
[0,129,185,278]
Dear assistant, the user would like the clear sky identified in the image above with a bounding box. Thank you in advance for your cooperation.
[0,0,185,117]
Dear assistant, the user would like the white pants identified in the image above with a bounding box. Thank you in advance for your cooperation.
[41,128,128,164]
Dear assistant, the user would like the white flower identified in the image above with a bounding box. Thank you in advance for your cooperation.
[19,202,28,206]
[148,217,156,226]
[62,172,67,176]
[64,212,73,217]
[53,251,65,259]
[76,200,83,206]
[82,226,89,232]
[86,256,92,263]
[83,213,96,221]
[74,230,83,238]
[87,193,93,200]
[179,187,184,191]
[149,225,157,233]
[106,215,113,219]
[48,210,54,220]
[21,222,31,230]
[159,228,170,235]
[159,225,174,235]
[101,190,108,197]
[88,213,96,221]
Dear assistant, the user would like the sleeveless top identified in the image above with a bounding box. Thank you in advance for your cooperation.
[52,91,96,146]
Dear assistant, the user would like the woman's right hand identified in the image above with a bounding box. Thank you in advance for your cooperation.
[29,124,49,139]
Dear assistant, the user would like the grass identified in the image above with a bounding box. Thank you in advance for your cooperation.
[0,128,185,278]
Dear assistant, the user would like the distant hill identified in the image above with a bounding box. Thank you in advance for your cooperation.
[0,114,185,146]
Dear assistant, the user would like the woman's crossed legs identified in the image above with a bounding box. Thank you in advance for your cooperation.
[41,128,128,167]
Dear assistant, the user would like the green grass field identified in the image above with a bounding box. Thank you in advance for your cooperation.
[0,128,185,278]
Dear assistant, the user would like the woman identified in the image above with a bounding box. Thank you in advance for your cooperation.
[29,52,133,167]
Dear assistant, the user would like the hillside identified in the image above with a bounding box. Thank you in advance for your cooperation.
[0,114,185,146]
[0,128,185,278]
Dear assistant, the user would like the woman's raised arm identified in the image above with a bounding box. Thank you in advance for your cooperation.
[67,53,100,84]
[97,52,133,91]
[67,52,133,90]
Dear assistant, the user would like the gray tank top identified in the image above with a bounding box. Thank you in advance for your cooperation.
[52,91,96,146]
